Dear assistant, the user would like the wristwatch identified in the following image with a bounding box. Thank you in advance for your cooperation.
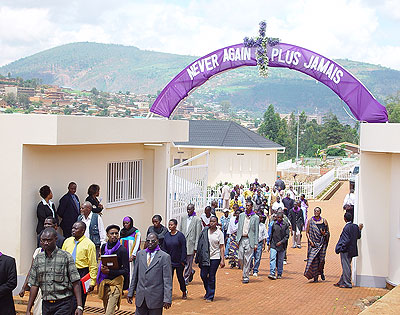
[77,306,84,311]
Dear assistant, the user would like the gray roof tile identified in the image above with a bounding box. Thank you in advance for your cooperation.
[174,120,284,149]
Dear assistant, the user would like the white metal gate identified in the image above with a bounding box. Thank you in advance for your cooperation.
[167,150,209,224]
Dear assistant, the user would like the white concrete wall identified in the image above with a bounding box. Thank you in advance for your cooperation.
[171,146,277,186]
[19,143,155,274]
[358,123,400,287]
[0,114,188,276]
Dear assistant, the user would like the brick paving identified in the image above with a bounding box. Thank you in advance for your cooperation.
[76,182,388,314]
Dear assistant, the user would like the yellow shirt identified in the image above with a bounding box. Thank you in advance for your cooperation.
[229,199,242,210]
[62,236,98,286]
[243,190,254,200]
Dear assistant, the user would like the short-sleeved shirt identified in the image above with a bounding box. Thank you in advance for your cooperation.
[28,248,80,301]
[208,228,225,260]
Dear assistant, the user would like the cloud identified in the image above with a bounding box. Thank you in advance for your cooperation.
[0,0,400,71]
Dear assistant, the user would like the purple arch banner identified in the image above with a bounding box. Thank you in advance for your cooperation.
[150,43,388,122]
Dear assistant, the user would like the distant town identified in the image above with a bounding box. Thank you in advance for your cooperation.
[0,76,323,131]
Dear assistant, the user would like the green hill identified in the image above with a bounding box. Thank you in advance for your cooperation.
[1,42,399,119]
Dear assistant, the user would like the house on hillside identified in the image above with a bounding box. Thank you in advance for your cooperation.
[321,142,360,157]
[172,120,285,186]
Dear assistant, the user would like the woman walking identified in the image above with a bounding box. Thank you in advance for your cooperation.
[163,219,187,299]
[227,209,241,268]
[304,207,330,282]
[120,216,141,284]
[300,194,309,231]
[146,215,168,249]
[195,216,225,302]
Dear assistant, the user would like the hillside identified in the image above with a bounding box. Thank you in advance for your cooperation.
[1,42,399,119]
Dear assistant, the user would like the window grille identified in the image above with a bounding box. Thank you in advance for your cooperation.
[107,160,142,204]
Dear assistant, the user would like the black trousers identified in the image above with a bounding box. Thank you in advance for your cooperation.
[172,265,186,293]
[71,267,89,312]
[42,296,73,315]
[136,298,163,315]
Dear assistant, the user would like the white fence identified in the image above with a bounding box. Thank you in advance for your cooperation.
[167,151,209,224]
[285,181,314,199]
[280,166,321,176]
[277,159,320,175]
[313,168,336,197]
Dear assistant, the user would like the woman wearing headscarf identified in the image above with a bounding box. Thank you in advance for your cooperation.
[120,216,141,284]
[304,207,330,282]
[146,215,168,249]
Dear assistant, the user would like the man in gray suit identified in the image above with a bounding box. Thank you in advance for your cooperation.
[236,200,260,283]
[127,233,172,315]
[180,203,202,285]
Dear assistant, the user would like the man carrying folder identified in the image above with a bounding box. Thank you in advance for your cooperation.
[97,224,129,314]
[62,221,98,311]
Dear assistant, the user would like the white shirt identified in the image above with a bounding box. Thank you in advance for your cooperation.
[272,201,284,212]
[343,193,355,207]
[287,189,298,200]
[238,194,245,206]
[201,213,214,227]
[146,250,157,265]
[81,212,107,245]
[221,185,231,200]
[41,199,55,217]
[208,228,224,259]
[227,216,238,235]
[258,223,268,242]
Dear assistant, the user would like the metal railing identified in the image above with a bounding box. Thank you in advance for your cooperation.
[167,151,209,224]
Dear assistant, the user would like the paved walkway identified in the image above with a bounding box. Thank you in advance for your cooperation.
[83,181,388,314]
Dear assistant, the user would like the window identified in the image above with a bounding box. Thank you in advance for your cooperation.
[173,158,181,166]
[107,160,142,204]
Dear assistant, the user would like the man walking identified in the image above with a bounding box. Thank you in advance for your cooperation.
[236,201,259,283]
[267,213,290,279]
[180,204,202,285]
[78,201,107,257]
[26,227,83,315]
[58,182,80,238]
[127,233,172,314]
[0,251,17,314]
[334,212,363,288]
[221,182,231,210]
[37,216,65,248]
[62,221,98,310]
[98,225,129,314]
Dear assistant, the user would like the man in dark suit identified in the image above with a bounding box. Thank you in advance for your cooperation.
[58,182,80,238]
[127,233,172,315]
[334,212,364,288]
[0,251,17,315]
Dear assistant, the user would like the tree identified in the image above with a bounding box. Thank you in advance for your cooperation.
[17,94,30,109]
[90,87,99,96]
[258,105,281,142]
[4,93,17,107]
[64,108,73,115]
[220,100,231,114]
[386,91,400,123]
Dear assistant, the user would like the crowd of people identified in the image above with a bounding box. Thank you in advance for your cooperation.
[0,177,364,315]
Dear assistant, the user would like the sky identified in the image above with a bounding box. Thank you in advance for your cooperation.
[1,0,400,70]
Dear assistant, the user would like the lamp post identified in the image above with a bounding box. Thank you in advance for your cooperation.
[296,113,300,162]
